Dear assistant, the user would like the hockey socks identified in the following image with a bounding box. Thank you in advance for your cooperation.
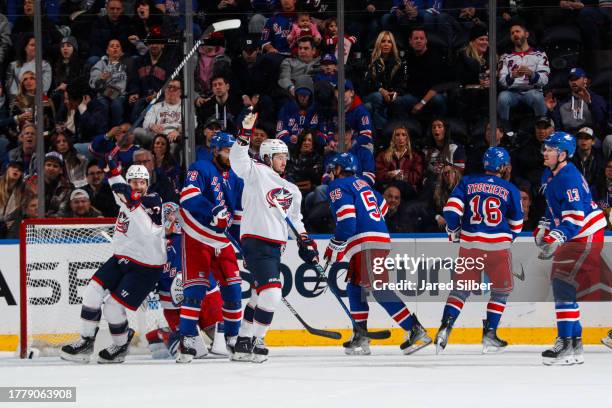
[239,290,257,338]
[346,282,369,330]
[220,284,242,337]
[443,291,469,322]
[179,285,206,337]
[555,302,580,338]
[80,280,106,338]
[373,290,414,331]
[104,295,129,345]
[252,287,282,339]
[485,293,508,330]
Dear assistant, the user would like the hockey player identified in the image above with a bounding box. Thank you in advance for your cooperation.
[323,152,431,355]
[436,147,524,354]
[229,110,319,363]
[176,132,244,363]
[60,161,166,363]
[537,132,606,365]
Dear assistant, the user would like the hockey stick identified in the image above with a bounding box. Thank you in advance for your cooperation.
[271,199,391,340]
[224,231,342,340]
[112,19,242,149]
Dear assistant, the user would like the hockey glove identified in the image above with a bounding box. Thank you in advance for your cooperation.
[210,204,230,229]
[538,230,565,260]
[324,238,347,264]
[298,234,319,265]
[111,183,142,208]
[242,109,259,130]
[104,148,122,177]
[534,218,550,249]
[446,226,461,243]
[171,273,184,306]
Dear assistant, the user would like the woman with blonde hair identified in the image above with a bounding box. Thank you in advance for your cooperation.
[456,23,491,118]
[363,31,404,133]
[9,70,56,137]
[375,125,423,194]
[0,161,25,237]
[432,164,463,230]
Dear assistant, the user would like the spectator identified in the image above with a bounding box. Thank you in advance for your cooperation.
[286,11,322,52]
[249,122,273,160]
[431,163,463,231]
[465,122,510,175]
[60,188,103,218]
[6,35,52,100]
[88,0,134,59]
[422,118,466,181]
[314,53,338,87]
[82,160,118,217]
[136,79,182,150]
[63,79,109,152]
[330,80,374,148]
[497,22,549,130]
[51,37,83,114]
[6,192,37,238]
[455,23,490,118]
[0,161,25,237]
[551,68,608,135]
[321,16,357,63]
[10,0,62,58]
[572,126,606,193]
[89,123,140,169]
[511,116,553,192]
[375,124,424,195]
[151,134,180,194]
[577,0,612,50]
[7,124,37,175]
[25,152,74,217]
[261,0,298,56]
[276,76,321,149]
[9,70,56,135]
[0,13,11,70]
[392,28,446,117]
[129,0,164,43]
[518,183,538,232]
[49,130,88,187]
[382,184,411,233]
[286,129,324,196]
[132,148,178,203]
[363,31,405,133]
[195,116,221,161]
[594,158,611,229]
[195,74,242,134]
[277,36,321,98]
[89,39,134,127]
[194,38,231,97]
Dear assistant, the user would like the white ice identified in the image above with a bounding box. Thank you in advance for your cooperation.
[1,345,611,408]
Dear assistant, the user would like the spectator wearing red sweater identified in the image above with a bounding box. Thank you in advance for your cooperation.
[375,124,423,195]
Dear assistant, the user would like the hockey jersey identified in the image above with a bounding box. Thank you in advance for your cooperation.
[108,175,167,267]
[443,174,524,249]
[328,176,390,261]
[261,12,296,54]
[159,233,181,309]
[498,48,550,90]
[276,100,321,148]
[229,142,306,244]
[179,159,240,249]
[540,162,606,242]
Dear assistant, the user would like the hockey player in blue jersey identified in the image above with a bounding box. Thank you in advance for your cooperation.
[177,132,244,362]
[537,132,607,365]
[436,147,524,354]
[323,152,432,355]
[61,161,166,363]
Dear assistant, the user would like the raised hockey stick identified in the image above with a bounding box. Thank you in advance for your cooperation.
[113,19,242,149]
[224,231,342,340]
[271,199,391,340]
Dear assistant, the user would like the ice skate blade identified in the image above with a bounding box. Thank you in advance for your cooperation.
[435,340,446,355]
[574,355,584,364]
[97,355,126,364]
[60,351,91,364]
[230,352,253,362]
[175,353,194,363]
[601,338,612,350]
[251,354,268,363]
[402,336,432,355]
[542,356,575,366]
[344,347,371,356]
[482,344,507,354]
[202,351,229,359]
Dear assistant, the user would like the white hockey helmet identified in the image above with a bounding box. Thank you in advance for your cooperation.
[126,164,150,182]
[259,139,289,164]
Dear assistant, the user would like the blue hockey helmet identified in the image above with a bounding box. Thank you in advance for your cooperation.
[330,152,358,174]
[543,131,576,158]
[483,147,511,172]
[210,132,236,151]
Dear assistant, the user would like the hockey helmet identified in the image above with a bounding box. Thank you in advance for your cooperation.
[543,131,576,158]
[483,147,510,172]
[330,152,358,174]
[210,132,236,151]
[162,202,181,234]
[126,164,150,182]
[260,139,289,163]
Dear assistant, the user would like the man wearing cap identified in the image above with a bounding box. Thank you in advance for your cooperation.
[276,76,322,148]
[278,37,320,99]
[551,68,607,135]
[314,53,338,87]
[25,152,74,217]
[61,189,103,218]
[327,80,374,149]
[572,126,606,192]
[196,116,222,162]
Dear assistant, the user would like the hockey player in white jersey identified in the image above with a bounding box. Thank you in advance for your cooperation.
[229,110,319,362]
[60,158,166,363]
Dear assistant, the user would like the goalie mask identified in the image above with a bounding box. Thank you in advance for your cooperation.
[162,202,181,235]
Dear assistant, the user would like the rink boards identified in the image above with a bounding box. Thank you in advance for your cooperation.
[0,234,611,350]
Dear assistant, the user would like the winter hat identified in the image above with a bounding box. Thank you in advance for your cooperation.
[61,36,78,51]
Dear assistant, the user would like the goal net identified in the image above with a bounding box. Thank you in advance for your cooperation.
[19,218,167,358]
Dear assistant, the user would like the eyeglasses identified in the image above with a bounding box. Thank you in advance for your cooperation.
[87,171,104,176]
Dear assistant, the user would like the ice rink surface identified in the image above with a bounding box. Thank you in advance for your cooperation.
[1,345,611,408]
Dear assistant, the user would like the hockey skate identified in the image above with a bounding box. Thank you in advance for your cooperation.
[251,337,269,363]
[206,324,229,358]
[400,315,432,355]
[542,337,575,365]
[231,336,253,362]
[601,330,612,350]
[482,319,508,354]
[60,328,99,363]
[98,328,135,364]
[343,331,371,355]
[176,335,198,363]
[434,316,456,354]
[573,337,584,365]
